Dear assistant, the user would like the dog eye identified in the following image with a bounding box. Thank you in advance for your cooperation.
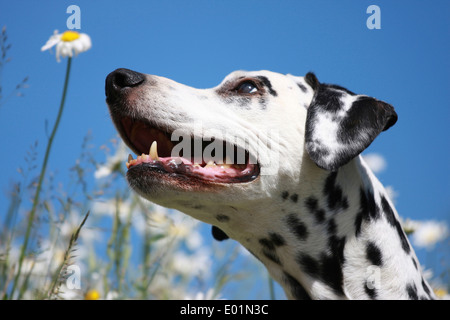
[236,81,258,94]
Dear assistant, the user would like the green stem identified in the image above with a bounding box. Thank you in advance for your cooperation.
[10,57,72,299]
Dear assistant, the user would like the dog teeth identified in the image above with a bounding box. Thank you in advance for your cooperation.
[205,160,216,168]
[149,141,159,160]
[126,154,134,169]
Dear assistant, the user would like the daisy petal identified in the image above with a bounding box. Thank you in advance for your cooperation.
[41,34,61,51]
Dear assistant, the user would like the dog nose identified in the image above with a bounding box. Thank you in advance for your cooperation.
[105,68,146,101]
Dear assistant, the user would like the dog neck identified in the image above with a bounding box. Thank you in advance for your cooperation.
[224,156,435,300]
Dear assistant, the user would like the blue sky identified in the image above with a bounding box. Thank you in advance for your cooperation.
[0,0,449,298]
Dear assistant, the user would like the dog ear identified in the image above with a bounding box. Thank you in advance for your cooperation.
[304,73,397,172]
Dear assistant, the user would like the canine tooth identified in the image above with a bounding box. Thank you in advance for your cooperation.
[150,141,159,160]
[128,154,133,162]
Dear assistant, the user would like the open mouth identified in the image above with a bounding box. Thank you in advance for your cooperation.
[119,117,260,183]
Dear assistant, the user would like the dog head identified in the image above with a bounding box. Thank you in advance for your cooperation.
[105,69,396,232]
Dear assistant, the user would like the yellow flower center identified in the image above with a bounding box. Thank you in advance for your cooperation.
[61,30,80,42]
[434,288,447,298]
[84,289,100,300]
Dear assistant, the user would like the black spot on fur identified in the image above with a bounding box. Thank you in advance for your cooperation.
[354,210,364,237]
[381,195,410,254]
[305,197,318,211]
[355,188,381,237]
[365,283,378,299]
[258,96,267,110]
[283,272,311,300]
[297,237,346,297]
[262,249,282,265]
[259,233,286,250]
[366,241,383,266]
[297,83,307,93]
[312,85,345,113]
[319,250,345,296]
[316,209,326,223]
[286,214,309,241]
[305,197,326,223]
[256,76,277,97]
[331,236,346,265]
[290,193,299,203]
[281,191,289,200]
[367,191,378,218]
[412,257,418,270]
[211,226,229,241]
[421,278,433,299]
[322,221,347,296]
[406,283,419,300]
[216,214,230,222]
[269,232,286,247]
[259,232,286,266]
[323,172,349,212]
[259,238,275,250]
[329,218,338,234]
[296,253,320,277]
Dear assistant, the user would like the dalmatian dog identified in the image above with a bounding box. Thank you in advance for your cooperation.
[105,68,435,300]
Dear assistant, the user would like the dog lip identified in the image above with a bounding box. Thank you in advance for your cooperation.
[127,160,260,184]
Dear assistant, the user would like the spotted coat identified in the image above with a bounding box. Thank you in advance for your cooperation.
[105,68,435,300]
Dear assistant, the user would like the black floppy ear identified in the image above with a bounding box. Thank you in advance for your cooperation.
[304,73,397,172]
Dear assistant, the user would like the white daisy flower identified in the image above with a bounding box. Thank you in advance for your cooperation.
[184,288,222,300]
[41,30,91,62]
[411,220,448,250]
[94,141,128,179]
